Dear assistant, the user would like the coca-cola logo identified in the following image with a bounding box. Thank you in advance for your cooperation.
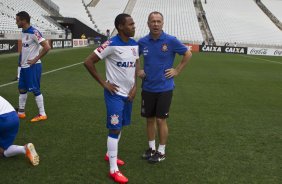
[250,49,268,55]
[274,50,282,56]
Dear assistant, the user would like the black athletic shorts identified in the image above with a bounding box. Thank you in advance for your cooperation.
[141,90,173,119]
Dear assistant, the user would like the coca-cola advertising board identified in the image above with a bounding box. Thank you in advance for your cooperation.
[247,47,282,56]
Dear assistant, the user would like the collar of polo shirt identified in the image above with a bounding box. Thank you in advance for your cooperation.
[148,31,166,41]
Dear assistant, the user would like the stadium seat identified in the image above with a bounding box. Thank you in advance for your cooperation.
[52,0,96,30]
[87,0,129,35]
[0,0,64,37]
[261,0,282,22]
[202,0,282,47]
[131,0,203,43]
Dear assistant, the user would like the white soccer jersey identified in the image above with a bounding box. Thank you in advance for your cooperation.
[94,35,139,97]
[21,26,45,68]
[0,96,15,115]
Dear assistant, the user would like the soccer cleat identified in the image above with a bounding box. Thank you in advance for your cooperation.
[142,148,156,160]
[104,154,125,166]
[25,143,39,166]
[30,114,47,122]
[109,171,128,183]
[148,151,166,163]
[18,113,26,119]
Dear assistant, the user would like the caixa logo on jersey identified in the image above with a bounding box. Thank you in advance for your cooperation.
[117,61,136,68]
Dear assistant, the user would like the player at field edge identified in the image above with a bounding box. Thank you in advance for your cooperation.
[84,13,139,183]
[0,96,39,166]
[138,11,192,163]
[15,11,51,122]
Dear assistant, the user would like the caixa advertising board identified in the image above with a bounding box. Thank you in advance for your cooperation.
[200,45,247,54]
[51,39,73,49]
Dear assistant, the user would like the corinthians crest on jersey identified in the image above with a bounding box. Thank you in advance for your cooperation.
[162,43,168,52]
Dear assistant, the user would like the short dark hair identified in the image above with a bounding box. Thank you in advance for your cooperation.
[16,11,30,23]
[148,11,164,22]
[114,13,131,31]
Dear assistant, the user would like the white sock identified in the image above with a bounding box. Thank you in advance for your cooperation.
[35,94,46,116]
[158,144,166,155]
[149,140,156,151]
[19,93,27,112]
[107,136,119,174]
[107,132,121,156]
[17,67,21,79]
[4,145,26,157]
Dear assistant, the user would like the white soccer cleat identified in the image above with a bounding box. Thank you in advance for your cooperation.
[25,143,39,166]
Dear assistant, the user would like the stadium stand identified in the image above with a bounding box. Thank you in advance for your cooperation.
[33,0,61,17]
[0,0,64,39]
[1,0,281,48]
[261,0,282,22]
[51,0,95,30]
[87,0,129,35]
[84,0,93,6]
[87,0,100,7]
[202,0,282,47]
[131,0,203,43]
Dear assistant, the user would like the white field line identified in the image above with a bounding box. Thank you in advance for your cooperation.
[240,55,282,65]
[0,62,83,88]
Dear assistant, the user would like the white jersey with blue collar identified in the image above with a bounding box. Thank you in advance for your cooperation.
[0,96,15,116]
[21,26,45,68]
[94,35,139,97]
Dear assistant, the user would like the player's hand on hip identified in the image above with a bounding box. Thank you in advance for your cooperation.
[104,82,119,95]
[165,68,179,78]
[27,58,38,65]
[137,69,146,79]
[128,85,137,102]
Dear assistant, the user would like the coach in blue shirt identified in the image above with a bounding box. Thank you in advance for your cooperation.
[138,11,192,163]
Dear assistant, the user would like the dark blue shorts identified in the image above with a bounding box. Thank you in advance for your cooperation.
[104,90,133,130]
[0,111,19,150]
[18,63,42,92]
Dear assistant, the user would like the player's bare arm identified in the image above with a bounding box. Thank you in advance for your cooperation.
[84,52,119,94]
[128,59,139,101]
[136,58,146,79]
[165,50,192,78]
[27,40,51,65]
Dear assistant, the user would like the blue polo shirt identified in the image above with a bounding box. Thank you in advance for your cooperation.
[138,32,188,92]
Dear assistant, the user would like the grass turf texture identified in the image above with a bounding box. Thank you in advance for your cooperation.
[0,47,281,184]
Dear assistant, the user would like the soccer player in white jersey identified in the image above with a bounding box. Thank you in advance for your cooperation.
[16,11,51,122]
[84,14,138,183]
[0,96,39,166]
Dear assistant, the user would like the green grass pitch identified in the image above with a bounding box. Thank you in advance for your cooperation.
[0,47,281,183]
